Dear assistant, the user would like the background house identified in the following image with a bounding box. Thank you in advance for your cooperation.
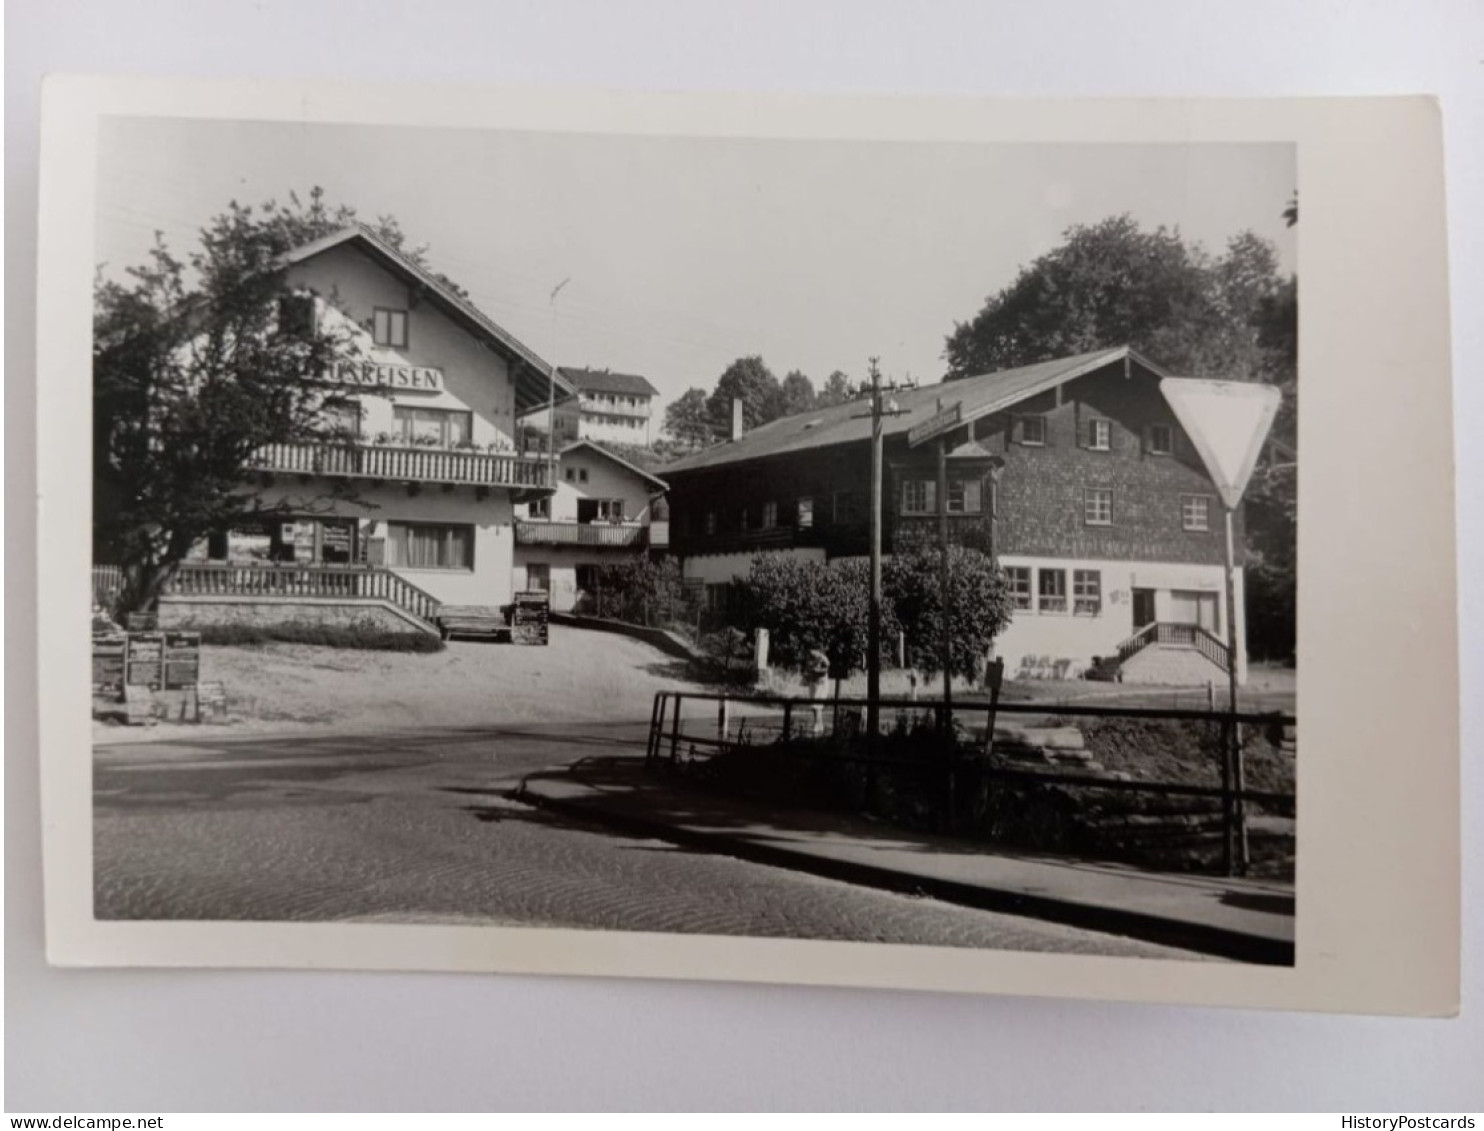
[512,441,668,612]
[521,367,660,447]
[663,346,1269,685]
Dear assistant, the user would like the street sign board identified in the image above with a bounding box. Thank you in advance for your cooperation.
[908,401,962,447]
[125,632,165,690]
[162,631,202,689]
[511,590,550,646]
[92,634,127,695]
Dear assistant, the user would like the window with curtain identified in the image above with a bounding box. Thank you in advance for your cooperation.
[386,523,473,570]
[392,405,472,447]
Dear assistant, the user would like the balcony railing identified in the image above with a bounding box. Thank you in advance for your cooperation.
[249,443,550,490]
[578,398,650,419]
[514,521,647,548]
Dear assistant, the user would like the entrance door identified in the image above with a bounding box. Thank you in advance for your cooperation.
[1169,589,1220,634]
[1132,588,1157,628]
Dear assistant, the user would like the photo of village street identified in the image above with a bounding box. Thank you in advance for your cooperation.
[90,119,1298,965]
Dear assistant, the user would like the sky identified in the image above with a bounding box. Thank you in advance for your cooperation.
[96,117,1295,418]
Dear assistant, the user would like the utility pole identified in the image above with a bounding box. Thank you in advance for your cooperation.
[547,277,570,480]
[853,358,911,747]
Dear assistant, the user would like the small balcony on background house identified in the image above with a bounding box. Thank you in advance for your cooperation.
[514,520,648,549]
[248,442,553,497]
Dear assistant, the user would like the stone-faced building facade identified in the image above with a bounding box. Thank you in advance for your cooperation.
[663,347,1272,685]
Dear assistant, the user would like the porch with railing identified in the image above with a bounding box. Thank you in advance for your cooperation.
[248,443,551,491]
[1117,621,1231,672]
[163,563,442,626]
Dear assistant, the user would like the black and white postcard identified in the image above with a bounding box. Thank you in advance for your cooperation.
[35,78,1460,1015]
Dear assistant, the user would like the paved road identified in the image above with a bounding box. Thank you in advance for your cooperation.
[95,722,1203,957]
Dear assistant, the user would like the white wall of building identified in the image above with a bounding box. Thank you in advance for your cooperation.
[288,245,519,450]
[995,554,1246,683]
[515,446,656,525]
[239,477,517,608]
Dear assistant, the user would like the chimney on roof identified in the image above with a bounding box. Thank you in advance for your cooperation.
[730,398,745,442]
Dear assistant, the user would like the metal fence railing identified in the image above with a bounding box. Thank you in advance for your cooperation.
[645,689,1295,878]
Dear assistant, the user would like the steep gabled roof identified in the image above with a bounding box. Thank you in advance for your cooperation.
[559,440,669,492]
[280,225,576,414]
[663,346,1165,475]
[560,367,660,399]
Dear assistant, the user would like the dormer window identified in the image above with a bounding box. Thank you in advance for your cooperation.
[373,308,409,349]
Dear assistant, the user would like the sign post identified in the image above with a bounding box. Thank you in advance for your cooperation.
[1160,378,1282,876]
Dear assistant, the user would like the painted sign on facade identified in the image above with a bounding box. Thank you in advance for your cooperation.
[326,362,445,391]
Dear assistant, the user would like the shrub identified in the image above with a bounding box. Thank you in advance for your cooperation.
[196,620,444,653]
[588,557,686,626]
[884,544,1014,682]
[729,554,896,679]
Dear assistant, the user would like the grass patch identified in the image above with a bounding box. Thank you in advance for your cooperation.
[196,621,444,653]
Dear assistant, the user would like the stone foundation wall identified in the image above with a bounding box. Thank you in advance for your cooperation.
[159,596,436,635]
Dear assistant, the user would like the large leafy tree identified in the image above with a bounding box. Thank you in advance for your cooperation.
[706,355,785,434]
[779,369,816,417]
[815,369,856,408]
[663,386,713,450]
[943,215,1293,385]
[94,189,431,613]
[731,554,891,679]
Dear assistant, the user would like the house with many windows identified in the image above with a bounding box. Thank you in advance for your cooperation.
[512,441,669,612]
[158,225,574,635]
[662,346,1280,685]
[521,367,660,447]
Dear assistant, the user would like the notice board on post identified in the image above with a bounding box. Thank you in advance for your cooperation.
[162,631,202,690]
[124,632,165,690]
[511,590,550,646]
[92,634,127,696]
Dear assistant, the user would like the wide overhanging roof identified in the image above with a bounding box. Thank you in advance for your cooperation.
[282,225,576,415]
[664,346,1160,475]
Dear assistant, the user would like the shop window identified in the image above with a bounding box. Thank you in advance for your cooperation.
[1006,566,1032,610]
[393,405,471,447]
[1181,494,1211,532]
[1073,569,1102,615]
[902,479,937,515]
[386,522,473,570]
[1038,568,1067,614]
[1083,487,1113,526]
[946,479,983,514]
[373,307,409,348]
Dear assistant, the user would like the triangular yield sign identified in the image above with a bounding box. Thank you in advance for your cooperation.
[1160,378,1282,511]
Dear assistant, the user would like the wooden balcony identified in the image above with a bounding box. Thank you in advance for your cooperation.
[514,521,647,548]
[249,443,551,492]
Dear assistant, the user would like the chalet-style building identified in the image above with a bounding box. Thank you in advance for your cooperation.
[663,346,1276,685]
[512,441,669,611]
[158,225,574,635]
[521,367,660,447]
